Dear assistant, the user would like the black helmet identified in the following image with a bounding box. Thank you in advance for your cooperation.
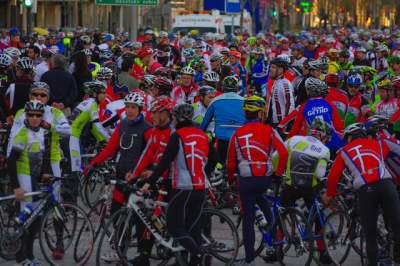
[173,103,194,122]
[270,56,289,69]
[198,85,216,96]
[83,80,107,95]
[222,76,239,92]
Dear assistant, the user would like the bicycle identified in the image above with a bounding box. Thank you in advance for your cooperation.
[96,180,239,265]
[235,179,314,265]
[0,177,95,265]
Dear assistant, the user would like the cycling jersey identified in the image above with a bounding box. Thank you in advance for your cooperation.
[326,88,349,121]
[200,92,245,141]
[70,98,110,172]
[171,84,200,105]
[278,135,330,188]
[227,121,288,179]
[251,58,268,86]
[288,97,344,137]
[132,124,172,178]
[345,93,371,127]
[326,138,392,197]
[231,61,247,93]
[269,78,295,124]
[148,122,212,190]
[377,131,400,185]
[375,98,400,120]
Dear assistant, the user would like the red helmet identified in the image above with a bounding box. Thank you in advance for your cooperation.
[154,77,173,96]
[151,96,175,112]
[325,73,339,87]
[137,48,154,59]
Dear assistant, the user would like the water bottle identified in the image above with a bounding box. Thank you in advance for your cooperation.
[15,204,33,224]
[255,204,268,228]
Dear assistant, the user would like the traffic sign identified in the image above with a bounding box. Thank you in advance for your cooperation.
[95,0,157,6]
[225,0,240,13]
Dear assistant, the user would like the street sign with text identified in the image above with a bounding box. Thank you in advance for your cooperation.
[95,0,157,6]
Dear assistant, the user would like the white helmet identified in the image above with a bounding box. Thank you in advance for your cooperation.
[4,47,21,59]
[0,54,12,67]
[124,92,145,107]
[180,66,195,76]
[203,71,220,82]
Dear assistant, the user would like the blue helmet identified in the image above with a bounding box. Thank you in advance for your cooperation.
[103,33,115,42]
[347,74,363,87]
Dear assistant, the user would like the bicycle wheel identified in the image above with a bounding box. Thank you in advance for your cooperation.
[279,207,313,266]
[322,210,352,265]
[39,203,94,266]
[199,208,239,264]
[83,168,107,209]
[96,207,138,265]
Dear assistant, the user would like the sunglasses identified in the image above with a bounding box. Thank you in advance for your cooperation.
[27,113,43,118]
[31,92,48,97]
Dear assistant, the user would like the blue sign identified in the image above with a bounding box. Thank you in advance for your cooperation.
[225,0,240,13]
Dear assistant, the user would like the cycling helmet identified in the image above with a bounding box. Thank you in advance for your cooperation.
[347,74,363,87]
[203,71,220,83]
[339,49,351,58]
[270,56,289,69]
[4,47,21,59]
[344,123,367,139]
[142,75,156,87]
[25,100,45,113]
[180,66,195,76]
[154,67,171,78]
[377,79,392,90]
[243,95,266,112]
[198,85,216,96]
[325,73,340,87]
[154,77,173,95]
[304,59,322,70]
[0,54,12,67]
[291,44,304,50]
[80,35,91,44]
[360,66,377,76]
[150,96,174,112]
[16,57,34,72]
[182,48,195,59]
[310,118,331,143]
[132,41,142,50]
[246,37,257,46]
[222,76,239,92]
[124,92,145,107]
[172,103,194,122]
[365,115,389,135]
[121,41,134,49]
[97,67,114,81]
[319,56,329,70]
[305,77,328,97]
[103,33,115,42]
[99,50,113,60]
[30,81,50,94]
[82,49,92,56]
[83,80,107,94]
[376,44,389,53]
[210,53,223,62]
[191,59,206,70]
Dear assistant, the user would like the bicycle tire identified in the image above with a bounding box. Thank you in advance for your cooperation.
[322,210,352,265]
[200,208,239,264]
[39,203,94,266]
[83,169,106,209]
[279,207,313,266]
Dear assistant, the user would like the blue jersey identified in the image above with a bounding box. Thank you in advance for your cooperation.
[251,58,268,86]
[200,92,245,141]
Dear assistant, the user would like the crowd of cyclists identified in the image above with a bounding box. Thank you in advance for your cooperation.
[1,25,400,266]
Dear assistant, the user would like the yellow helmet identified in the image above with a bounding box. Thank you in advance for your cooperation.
[243,95,266,112]
[377,79,393,90]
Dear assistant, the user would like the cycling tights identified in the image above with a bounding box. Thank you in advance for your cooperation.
[239,176,271,263]
[358,179,400,266]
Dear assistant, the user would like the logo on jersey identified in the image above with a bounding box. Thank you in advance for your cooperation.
[307,106,329,117]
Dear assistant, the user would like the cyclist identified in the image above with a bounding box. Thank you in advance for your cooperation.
[125,96,175,266]
[267,57,295,126]
[200,76,245,164]
[202,71,220,90]
[323,123,400,266]
[85,91,152,240]
[171,66,199,104]
[295,59,324,105]
[226,96,288,266]
[229,50,247,95]
[345,73,372,127]
[325,73,349,122]
[192,85,216,126]
[375,79,400,121]
[250,47,268,95]
[275,118,331,264]
[142,103,217,266]
[7,100,52,266]
[68,80,109,200]
[288,78,344,152]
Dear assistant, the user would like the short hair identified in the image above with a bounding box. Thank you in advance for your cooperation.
[28,45,40,55]
[121,57,135,72]
[51,54,67,69]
